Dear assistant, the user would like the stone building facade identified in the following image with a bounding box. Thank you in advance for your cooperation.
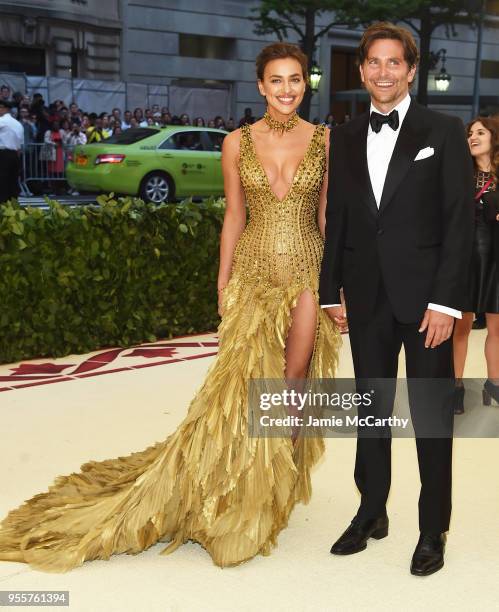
[0,0,121,80]
[1,0,498,122]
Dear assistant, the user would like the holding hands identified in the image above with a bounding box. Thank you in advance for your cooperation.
[325,304,348,333]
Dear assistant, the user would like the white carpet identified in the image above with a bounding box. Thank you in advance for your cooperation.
[0,330,498,612]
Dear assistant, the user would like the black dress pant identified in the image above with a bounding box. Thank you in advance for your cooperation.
[0,148,20,203]
[347,280,454,535]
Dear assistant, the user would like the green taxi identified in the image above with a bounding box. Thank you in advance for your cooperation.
[66,127,228,203]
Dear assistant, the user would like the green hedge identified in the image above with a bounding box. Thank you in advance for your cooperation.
[0,195,225,364]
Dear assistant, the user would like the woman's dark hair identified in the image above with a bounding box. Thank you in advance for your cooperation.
[256,42,309,83]
[358,22,419,70]
[467,116,499,185]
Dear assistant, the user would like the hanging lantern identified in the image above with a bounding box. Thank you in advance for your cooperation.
[310,62,323,93]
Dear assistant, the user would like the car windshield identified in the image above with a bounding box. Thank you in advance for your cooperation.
[103,128,160,145]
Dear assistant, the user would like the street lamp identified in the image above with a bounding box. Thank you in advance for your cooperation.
[430,48,452,92]
[435,68,452,92]
[310,62,323,93]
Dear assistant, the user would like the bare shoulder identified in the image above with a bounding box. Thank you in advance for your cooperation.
[223,128,242,150]
[299,118,318,135]
[248,118,265,135]
[222,128,242,162]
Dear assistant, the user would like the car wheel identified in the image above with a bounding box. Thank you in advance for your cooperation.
[139,172,174,204]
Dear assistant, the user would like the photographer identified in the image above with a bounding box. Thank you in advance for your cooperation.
[63,122,87,146]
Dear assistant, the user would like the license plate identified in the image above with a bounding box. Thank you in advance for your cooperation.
[76,155,88,166]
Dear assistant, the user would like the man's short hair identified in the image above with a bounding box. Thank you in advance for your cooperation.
[358,21,419,69]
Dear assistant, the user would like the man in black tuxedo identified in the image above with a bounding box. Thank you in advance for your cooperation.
[319,22,474,576]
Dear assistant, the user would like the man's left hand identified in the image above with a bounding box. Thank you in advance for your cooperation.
[418,309,455,349]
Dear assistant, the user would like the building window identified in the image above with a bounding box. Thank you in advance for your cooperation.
[70,50,79,78]
[159,131,204,151]
[0,46,46,75]
[486,0,499,15]
[480,60,499,79]
[179,34,235,60]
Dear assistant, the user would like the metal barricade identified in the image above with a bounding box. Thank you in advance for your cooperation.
[20,142,75,196]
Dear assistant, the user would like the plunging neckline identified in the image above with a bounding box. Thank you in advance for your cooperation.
[247,123,320,203]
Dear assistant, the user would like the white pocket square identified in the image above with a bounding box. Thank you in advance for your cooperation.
[414,147,434,161]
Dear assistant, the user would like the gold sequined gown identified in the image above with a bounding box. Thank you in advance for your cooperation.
[0,123,341,572]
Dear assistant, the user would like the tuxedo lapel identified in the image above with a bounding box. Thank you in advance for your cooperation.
[347,113,378,218]
[378,101,431,215]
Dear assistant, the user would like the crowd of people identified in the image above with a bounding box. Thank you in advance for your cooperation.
[0,83,345,149]
[0,82,349,200]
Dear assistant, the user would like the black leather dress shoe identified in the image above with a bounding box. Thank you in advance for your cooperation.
[410,533,446,576]
[330,516,389,555]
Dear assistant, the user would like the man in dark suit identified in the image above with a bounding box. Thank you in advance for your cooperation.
[319,22,474,576]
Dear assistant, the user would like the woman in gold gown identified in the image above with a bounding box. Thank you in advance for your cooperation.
[0,43,341,573]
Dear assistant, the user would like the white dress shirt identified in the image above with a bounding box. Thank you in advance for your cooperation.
[367,94,411,206]
[0,112,24,151]
[321,93,461,319]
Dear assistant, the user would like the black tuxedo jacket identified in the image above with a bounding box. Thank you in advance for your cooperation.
[319,99,475,324]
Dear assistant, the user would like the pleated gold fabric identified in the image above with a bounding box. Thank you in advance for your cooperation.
[0,123,341,572]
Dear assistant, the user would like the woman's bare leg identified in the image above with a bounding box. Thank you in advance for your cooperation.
[284,290,317,441]
[453,312,474,380]
[485,313,499,382]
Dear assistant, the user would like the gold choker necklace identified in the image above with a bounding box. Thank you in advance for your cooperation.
[263,111,299,134]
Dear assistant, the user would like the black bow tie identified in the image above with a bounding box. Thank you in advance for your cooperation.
[370,109,399,133]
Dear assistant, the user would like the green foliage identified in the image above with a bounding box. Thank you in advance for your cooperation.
[253,0,480,41]
[0,195,225,364]
[252,0,358,43]
[336,0,481,34]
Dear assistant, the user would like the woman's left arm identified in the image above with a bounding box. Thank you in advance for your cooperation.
[317,127,330,239]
